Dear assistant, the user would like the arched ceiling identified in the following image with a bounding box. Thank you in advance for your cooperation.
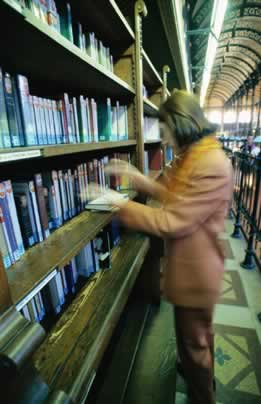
[187,0,261,107]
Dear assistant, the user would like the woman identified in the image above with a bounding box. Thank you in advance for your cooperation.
[99,90,233,403]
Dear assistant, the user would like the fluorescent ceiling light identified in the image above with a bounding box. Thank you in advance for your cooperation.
[200,0,228,107]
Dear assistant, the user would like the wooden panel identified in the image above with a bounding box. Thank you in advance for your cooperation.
[0,258,12,314]
[0,1,134,99]
[8,191,137,305]
[33,234,150,395]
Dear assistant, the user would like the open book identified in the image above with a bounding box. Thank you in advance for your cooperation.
[85,193,129,212]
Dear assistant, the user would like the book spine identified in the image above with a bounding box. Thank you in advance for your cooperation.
[4,180,25,257]
[21,304,31,321]
[68,169,76,216]
[58,170,69,221]
[83,163,89,203]
[62,94,72,143]
[34,173,50,239]
[0,206,12,268]
[11,76,25,146]
[64,262,76,294]
[43,98,51,144]
[73,169,81,213]
[60,267,69,295]
[16,75,37,146]
[4,73,21,147]
[29,180,44,243]
[14,193,35,248]
[47,99,56,144]
[91,239,100,272]
[55,271,65,306]
[0,182,19,262]
[72,97,80,143]
[76,246,89,277]
[38,97,48,144]
[77,96,88,143]
[0,68,11,148]
[48,276,62,314]
[63,171,72,219]
[51,170,63,226]
[32,96,43,145]
[39,0,48,24]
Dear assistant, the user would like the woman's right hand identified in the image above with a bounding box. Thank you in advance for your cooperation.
[105,159,150,192]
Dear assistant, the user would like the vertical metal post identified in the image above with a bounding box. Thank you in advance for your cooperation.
[249,77,256,136]
[241,155,261,269]
[231,153,245,239]
[134,0,147,173]
[244,83,250,137]
[162,65,170,102]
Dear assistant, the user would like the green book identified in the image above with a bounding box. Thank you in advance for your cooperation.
[97,98,112,142]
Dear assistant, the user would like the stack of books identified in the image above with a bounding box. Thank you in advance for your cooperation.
[144,117,160,140]
[0,153,131,269]
[20,0,114,73]
[19,218,120,322]
[0,68,129,148]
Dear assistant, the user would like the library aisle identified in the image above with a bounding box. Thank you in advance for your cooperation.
[99,218,261,404]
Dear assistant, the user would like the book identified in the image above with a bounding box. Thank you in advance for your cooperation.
[85,193,128,212]
[97,98,112,142]
[95,228,111,269]
[4,180,25,257]
[0,67,11,148]
[4,73,21,147]
[34,173,50,239]
[29,180,44,243]
[11,76,25,146]
[56,0,73,42]
[77,96,89,143]
[0,206,12,269]
[16,75,37,146]
[14,193,35,248]
[0,182,19,262]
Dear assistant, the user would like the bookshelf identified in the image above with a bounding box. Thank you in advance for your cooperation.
[0,140,137,163]
[0,0,172,401]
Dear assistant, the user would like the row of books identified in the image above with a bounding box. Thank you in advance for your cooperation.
[19,220,120,322]
[144,149,162,175]
[0,68,129,148]
[20,0,114,73]
[143,85,149,99]
[144,117,160,140]
[0,153,131,269]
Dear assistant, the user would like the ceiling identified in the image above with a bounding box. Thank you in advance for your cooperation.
[187,0,261,107]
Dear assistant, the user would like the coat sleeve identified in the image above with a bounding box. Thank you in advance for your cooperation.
[118,155,232,239]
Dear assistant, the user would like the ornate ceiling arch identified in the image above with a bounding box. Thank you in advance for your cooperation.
[188,0,261,105]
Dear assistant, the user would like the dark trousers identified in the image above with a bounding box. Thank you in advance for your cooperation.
[174,305,215,404]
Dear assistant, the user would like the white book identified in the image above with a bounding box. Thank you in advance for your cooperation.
[29,181,43,243]
[21,304,31,321]
[48,277,62,314]
[61,267,69,295]
[85,193,129,212]
[51,171,63,226]
[71,256,78,284]
[55,271,65,306]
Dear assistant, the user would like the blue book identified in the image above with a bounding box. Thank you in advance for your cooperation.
[16,75,37,146]
[4,73,21,147]
[97,98,112,142]
[0,182,19,262]
[0,68,11,148]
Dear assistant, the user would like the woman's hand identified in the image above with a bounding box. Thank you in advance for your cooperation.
[105,159,150,192]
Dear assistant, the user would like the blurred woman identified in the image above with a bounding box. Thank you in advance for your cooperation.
[102,90,233,404]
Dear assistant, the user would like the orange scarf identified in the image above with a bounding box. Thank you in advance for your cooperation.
[165,135,221,197]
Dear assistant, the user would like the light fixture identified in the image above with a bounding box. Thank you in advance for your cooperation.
[200,0,228,107]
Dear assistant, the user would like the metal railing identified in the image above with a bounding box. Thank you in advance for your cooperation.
[227,150,261,270]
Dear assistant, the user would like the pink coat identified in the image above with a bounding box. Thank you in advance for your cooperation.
[118,148,233,308]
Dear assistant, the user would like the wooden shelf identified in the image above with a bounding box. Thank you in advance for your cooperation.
[143,98,159,117]
[70,0,135,55]
[148,170,163,181]
[8,190,137,305]
[33,233,150,401]
[142,50,163,90]
[0,1,135,98]
[0,140,137,164]
[144,139,162,145]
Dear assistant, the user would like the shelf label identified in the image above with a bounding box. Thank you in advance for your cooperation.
[16,269,58,311]
[0,149,41,163]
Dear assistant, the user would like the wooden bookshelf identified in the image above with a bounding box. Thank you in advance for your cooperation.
[143,50,163,90]
[0,140,137,163]
[144,139,162,145]
[33,233,150,400]
[0,0,135,98]
[70,0,135,55]
[7,190,137,305]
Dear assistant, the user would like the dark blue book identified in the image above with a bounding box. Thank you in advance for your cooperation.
[14,193,35,248]
[0,68,11,148]
[64,262,76,294]
[12,76,25,146]
[4,73,21,147]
